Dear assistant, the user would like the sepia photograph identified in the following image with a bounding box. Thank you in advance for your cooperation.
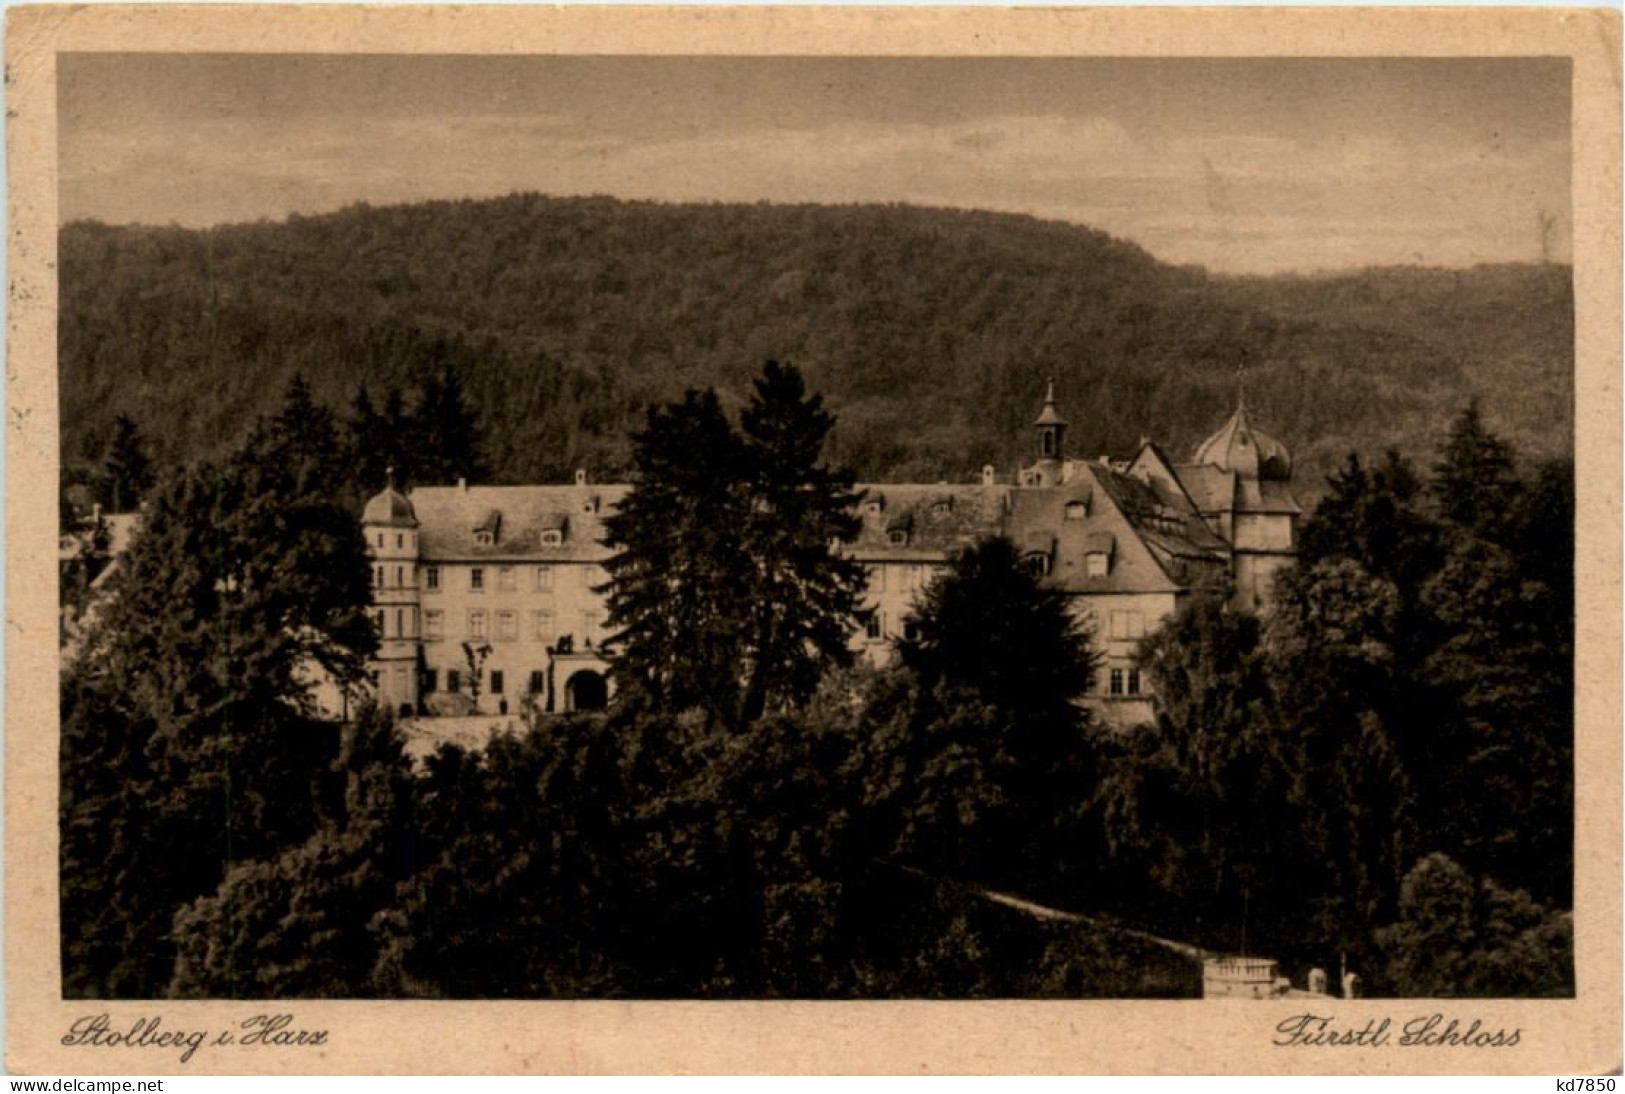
[8,4,1621,1076]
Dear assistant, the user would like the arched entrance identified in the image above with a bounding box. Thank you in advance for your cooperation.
[564,669,608,712]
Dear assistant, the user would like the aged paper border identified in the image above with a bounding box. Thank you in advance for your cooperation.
[6,5,1620,1075]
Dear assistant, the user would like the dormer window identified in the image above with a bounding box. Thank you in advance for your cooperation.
[1065,500,1089,521]
[1084,531,1115,578]
[473,510,502,547]
[866,496,885,516]
[931,497,953,516]
[1025,553,1051,578]
[540,530,563,547]
[888,529,908,547]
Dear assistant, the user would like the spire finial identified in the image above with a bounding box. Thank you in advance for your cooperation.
[385,465,396,491]
[1045,376,1057,405]
[1235,363,1249,412]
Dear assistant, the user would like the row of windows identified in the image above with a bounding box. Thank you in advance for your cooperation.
[436,564,599,593]
[374,564,604,592]
[421,608,600,642]
[374,532,415,551]
[421,667,548,696]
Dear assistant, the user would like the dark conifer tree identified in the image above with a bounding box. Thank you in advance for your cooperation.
[100,413,153,512]
[412,358,486,486]
[736,360,866,725]
[897,536,1093,732]
[1431,397,1520,538]
[601,388,754,726]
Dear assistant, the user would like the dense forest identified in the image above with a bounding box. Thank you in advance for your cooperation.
[60,195,1572,504]
[62,364,1573,1000]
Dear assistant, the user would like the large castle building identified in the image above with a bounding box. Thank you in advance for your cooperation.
[362,386,1299,728]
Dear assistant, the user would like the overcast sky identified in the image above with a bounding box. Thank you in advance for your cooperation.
[60,55,1571,275]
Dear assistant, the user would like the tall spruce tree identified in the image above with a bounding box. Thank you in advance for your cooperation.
[736,361,866,724]
[100,413,153,512]
[602,388,755,725]
[413,358,486,486]
[1432,398,1520,538]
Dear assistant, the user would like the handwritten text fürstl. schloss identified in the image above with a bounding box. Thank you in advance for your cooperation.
[61,1013,328,1064]
[1274,1013,1522,1048]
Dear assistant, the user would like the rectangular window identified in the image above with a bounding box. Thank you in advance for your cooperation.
[424,609,443,639]
[535,565,554,591]
[470,567,485,592]
[1110,668,1125,696]
[395,608,405,637]
[422,668,437,693]
[469,609,487,640]
[447,669,461,694]
[532,609,554,641]
[373,565,384,588]
[1086,553,1109,578]
[528,670,546,695]
[396,533,404,550]
[497,611,518,641]
[376,533,385,549]
[498,566,516,591]
[1110,611,1146,640]
[865,613,884,642]
[1127,668,1142,696]
[490,670,505,696]
[425,566,440,592]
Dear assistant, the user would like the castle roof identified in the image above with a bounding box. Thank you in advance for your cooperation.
[410,484,627,561]
[1033,378,1067,427]
[362,485,418,528]
[1192,400,1293,483]
[848,484,1008,560]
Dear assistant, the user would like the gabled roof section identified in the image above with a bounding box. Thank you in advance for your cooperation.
[412,485,629,561]
[1128,442,1205,515]
[1173,463,1239,517]
[1007,475,1179,595]
[849,483,1008,560]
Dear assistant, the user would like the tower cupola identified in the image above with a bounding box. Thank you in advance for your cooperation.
[1192,394,1292,482]
[1034,377,1068,462]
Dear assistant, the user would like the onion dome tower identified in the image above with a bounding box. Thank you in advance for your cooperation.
[1190,386,1300,612]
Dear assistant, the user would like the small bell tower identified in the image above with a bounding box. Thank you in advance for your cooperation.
[1022,377,1068,487]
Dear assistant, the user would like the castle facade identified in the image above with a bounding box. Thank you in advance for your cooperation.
[362,387,1299,728]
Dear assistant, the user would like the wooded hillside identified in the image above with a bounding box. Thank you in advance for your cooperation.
[60,195,1573,496]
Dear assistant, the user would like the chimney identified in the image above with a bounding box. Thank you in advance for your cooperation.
[457,477,468,492]
[575,468,588,487]
[92,503,102,523]
[981,465,996,486]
